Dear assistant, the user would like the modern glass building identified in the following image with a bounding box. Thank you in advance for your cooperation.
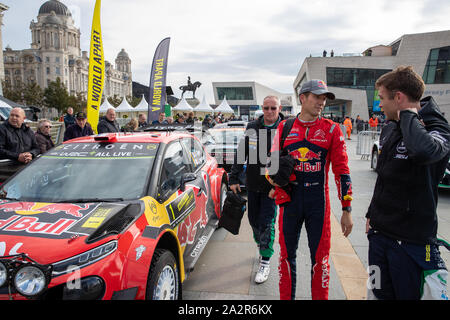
[213,81,297,119]
[293,30,450,121]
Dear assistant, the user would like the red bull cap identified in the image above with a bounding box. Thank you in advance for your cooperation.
[299,79,335,100]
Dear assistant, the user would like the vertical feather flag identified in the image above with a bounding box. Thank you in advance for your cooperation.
[148,38,170,123]
[86,0,104,133]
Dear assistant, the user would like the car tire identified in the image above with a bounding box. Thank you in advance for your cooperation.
[220,182,227,215]
[371,149,378,170]
[146,249,180,300]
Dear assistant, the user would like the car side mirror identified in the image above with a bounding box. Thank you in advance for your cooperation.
[180,172,197,192]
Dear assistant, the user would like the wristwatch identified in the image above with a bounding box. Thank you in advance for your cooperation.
[342,206,352,212]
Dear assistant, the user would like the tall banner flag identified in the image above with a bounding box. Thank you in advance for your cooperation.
[148,37,170,123]
[86,0,104,133]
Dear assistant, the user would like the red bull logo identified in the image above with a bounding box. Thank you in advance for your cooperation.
[289,147,322,172]
[290,147,322,162]
[0,200,94,218]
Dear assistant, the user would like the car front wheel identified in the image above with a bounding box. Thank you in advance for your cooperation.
[146,249,180,300]
[371,149,378,170]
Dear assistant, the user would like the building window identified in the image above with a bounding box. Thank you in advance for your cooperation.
[326,67,391,88]
[423,46,450,84]
[46,67,50,75]
[326,67,391,116]
[217,87,254,100]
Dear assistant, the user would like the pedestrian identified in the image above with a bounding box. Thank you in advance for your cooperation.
[122,118,138,132]
[343,116,353,140]
[63,107,75,129]
[63,112,94,141]
[366,66,450,300]
[369,114,378,131]
[35,119,55,153]
[152,112,166,124]
[356,115,364,133]
[0,107,40,163]
[97,107,120,133]
[138,113,148,128]
[229,95,285,284]
[267,79,353,300]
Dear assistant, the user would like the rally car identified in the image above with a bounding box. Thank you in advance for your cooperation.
[0,132,227,300]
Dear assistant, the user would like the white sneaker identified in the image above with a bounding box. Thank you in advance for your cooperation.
[255,260,270,284]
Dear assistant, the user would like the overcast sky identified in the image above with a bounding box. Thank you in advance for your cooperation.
[2,0,450,103]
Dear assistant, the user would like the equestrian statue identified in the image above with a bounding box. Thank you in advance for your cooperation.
[179,76,201,99]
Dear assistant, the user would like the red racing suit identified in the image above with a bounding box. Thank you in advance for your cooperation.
[268,116,352,300]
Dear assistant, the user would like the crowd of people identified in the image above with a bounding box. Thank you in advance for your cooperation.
[0,66,449,301]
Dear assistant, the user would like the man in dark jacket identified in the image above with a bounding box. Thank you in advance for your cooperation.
[63,107,75,129]
[366,66,450,300]
[63,112,94,141]
[0,107,40,163]
[229,95,284,284]
[97,108,120,133]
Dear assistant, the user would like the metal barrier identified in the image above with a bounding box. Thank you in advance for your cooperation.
[357,130,380,160]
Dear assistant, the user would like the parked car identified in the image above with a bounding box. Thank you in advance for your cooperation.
[439,158,450,189]
[0,132,227,300]
[207,127,245,172]
[370,140,380,170]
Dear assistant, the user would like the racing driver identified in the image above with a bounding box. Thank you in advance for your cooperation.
[267,79,353,300]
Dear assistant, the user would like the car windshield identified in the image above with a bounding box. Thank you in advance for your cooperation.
[209,129,245,144]
[0,142,158,202]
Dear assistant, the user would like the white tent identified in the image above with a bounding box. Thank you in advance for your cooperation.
[115,96,135,118]
[215,96,234,114]
[193,95,213,114]
[172,97,193,112]
[134,94,149,113]
[99,98,115,113]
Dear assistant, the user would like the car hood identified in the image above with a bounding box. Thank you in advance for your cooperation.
[0,200,141,264]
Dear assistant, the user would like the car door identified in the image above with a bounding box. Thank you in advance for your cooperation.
[156,140,204,267]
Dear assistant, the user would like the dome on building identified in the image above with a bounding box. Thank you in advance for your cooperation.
[43,11,63,25]
[117,48,130,59]
[38,0,71,16]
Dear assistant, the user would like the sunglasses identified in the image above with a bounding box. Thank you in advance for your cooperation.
[263,106,278,111]
[44,125,52,128]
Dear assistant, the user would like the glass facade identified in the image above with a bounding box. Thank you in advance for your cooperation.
[217,87,254,100]
[423,46,450,84]
[326,67,391,115]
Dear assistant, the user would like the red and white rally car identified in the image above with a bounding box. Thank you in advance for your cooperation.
[0,131,227,300]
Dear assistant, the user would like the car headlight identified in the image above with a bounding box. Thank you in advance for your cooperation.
[52,240,117,277]
[0,254,52,298]
[0,261,7,287]
[14,265,48,297]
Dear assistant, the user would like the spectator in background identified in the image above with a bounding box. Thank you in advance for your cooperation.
[369,114,379,131]
[35,119,55,154]
[97,107,120,133]
[166,116,174,124]
[63,112,94,141]
[138,113,148,128]
[122,118,138,132]
[152,112,166,124]
[63,107,75,129]
[356,115,364,133]
[0,107,40,163]
[343,116,353,140]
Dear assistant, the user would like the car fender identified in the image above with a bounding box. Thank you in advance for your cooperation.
[208,167,227,218]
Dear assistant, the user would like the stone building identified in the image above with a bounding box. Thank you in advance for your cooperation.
[2,0,132,98]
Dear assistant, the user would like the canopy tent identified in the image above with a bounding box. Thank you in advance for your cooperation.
[134,94,149,113]
[99,98,115,114]
[214,96,234,114]
[193,95,214,114]
[172,97,193,113]
[115,96,136,118]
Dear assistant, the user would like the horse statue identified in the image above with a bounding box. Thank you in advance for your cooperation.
[179,77,202,99]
